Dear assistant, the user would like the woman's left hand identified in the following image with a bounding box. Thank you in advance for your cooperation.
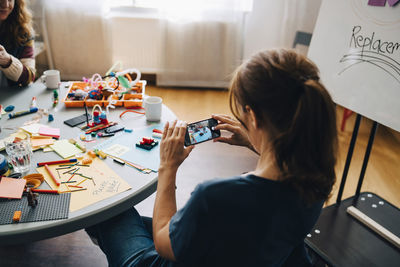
[159,120,194,171]
[0,45,11,67]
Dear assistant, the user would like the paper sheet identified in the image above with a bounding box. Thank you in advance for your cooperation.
[50,139,82,158]
[0,177,26,199]
[37,157,131,212]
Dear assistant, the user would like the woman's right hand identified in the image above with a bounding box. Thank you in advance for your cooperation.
[0,45,11,67]
[212,114,255,152]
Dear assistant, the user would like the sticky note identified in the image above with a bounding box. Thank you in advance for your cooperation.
[20,123,46,135]
[368,0,386,6]
[31,138,55,148]
[0,177,27,199]
[50,139,82,159]
[39,126,60,138]
[387,0,399,6]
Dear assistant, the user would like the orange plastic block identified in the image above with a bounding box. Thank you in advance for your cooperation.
[13,211,22,223]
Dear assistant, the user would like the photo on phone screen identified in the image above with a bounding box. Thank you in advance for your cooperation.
[184,118,221,146]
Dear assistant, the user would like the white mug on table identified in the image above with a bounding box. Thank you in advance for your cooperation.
[41,70,60,89]
[144,96,162,121]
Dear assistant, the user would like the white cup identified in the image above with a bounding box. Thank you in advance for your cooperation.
[144,96,162,121]
[41,70,60,89]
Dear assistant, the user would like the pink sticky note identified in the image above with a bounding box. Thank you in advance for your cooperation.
[0,177,26,199]
[387,0,399,6]
[39,126,60,139]
[368,0,386,6]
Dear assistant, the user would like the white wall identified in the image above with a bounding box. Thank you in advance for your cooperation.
[243,0,322,60]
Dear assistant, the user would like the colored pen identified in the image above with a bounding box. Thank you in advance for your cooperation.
[8,107,38,119]
[44,164,60,186]
[67,168,80,181]
[31,189,59,194]
[37,159,78,167]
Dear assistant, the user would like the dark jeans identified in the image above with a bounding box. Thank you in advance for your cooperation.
[85,208,171,267]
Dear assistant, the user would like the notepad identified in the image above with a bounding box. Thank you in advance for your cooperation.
[50,139,82,158]
[0,178,27,199]
[39,126,60,139]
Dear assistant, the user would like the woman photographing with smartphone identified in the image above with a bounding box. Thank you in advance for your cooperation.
[86,49,338,266]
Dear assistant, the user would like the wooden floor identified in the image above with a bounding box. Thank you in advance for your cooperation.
[146,85,400,208]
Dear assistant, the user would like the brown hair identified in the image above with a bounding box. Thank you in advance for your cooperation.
[230,49,338,203]
[0,0,34,50]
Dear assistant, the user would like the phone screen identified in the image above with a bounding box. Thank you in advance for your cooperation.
[184,118,220,146]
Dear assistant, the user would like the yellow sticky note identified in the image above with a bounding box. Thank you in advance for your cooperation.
[50,139,82,159]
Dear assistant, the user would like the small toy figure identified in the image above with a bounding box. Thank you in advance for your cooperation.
[93,111,101,125]
[88,89,102,100]
[53,90,59,107]
[100,111,108,124]
[136,137,158,150]
[26,188,38,207]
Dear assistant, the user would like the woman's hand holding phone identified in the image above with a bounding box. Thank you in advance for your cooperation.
[159,120,194,172]
[212,114,256,153]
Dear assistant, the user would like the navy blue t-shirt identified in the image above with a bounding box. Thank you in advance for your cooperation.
[168,175,323,267]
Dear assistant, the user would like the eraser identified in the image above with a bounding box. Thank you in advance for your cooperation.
[152,132,162,139]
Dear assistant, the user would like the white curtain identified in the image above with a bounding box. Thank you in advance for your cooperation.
[156,0,250,88]
[42,0,113,80]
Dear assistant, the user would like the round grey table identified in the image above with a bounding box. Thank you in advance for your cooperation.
[0,81,175,245]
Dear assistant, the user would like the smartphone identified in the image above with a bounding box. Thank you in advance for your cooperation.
[184,118,220,146]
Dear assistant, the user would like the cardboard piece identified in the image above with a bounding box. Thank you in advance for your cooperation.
[37,157,131,212]
[0,177,27,199]
[39,126,60,138]
[50,139,82,159]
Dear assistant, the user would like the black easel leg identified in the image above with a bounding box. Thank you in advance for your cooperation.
[355,121,379,196]
[336,114,362,205]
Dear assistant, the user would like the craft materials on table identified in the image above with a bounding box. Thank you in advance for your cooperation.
[95,124,163,172]
[36,157,131,212]
[63,67,146,108]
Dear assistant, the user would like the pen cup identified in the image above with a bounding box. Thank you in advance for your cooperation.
[4,133,32,173]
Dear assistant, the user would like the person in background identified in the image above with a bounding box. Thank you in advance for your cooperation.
[86,49,338,266]
[0,0,35,87]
